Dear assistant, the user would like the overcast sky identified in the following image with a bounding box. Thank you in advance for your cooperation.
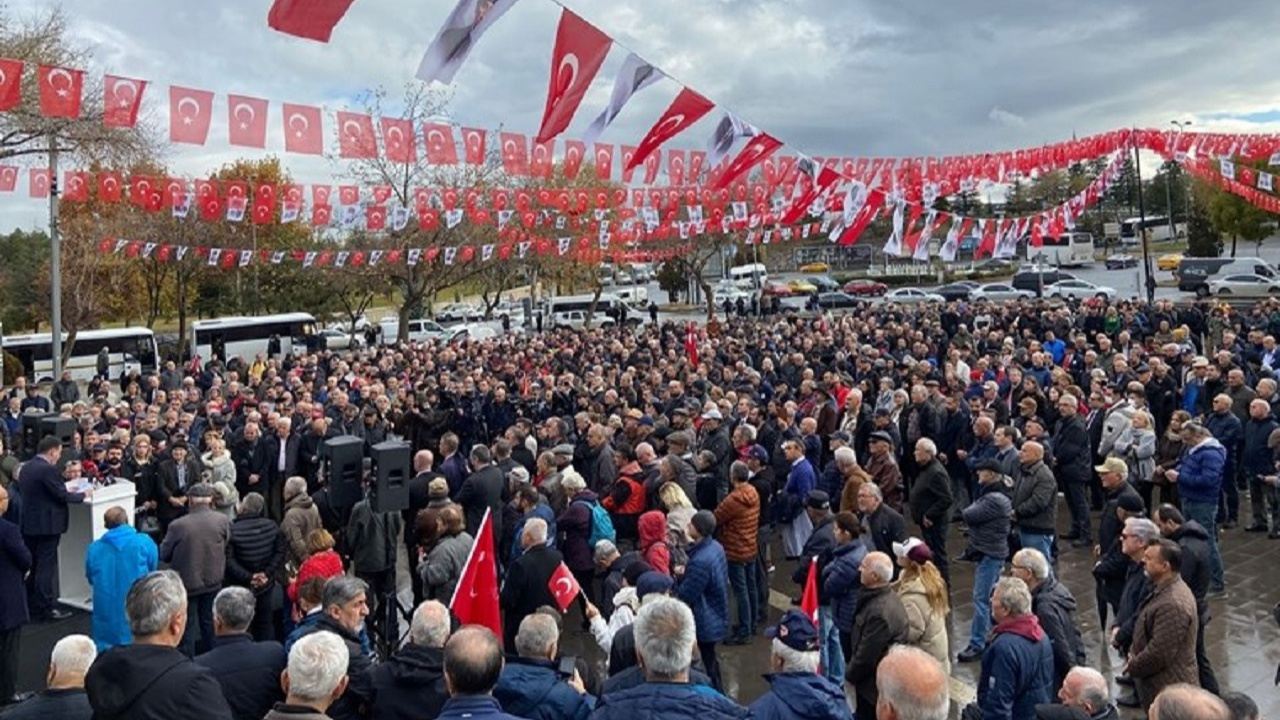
[6,0,1280,231]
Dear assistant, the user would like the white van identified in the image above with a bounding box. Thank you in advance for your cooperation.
[729,263,768,289]
[378,317,449,344]
[614,286,649,304]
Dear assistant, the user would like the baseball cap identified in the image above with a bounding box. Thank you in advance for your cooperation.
[893,537,933,565]
[766,610,819,652]
[1095,456,1128,475]
[701,408,723,421]
[806,490,831,510]
[747,445,770,463]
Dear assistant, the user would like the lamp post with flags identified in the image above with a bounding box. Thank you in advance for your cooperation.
[1168,120,1192,243]
[1132,132,1156,303]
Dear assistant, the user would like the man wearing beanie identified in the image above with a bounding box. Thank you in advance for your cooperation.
[675,510,730,692]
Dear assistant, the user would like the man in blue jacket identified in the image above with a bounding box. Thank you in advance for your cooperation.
[85,506,158,650]
[749,610,852,720]
[437,626,533,720]
[1165,422,1227,594]
[592,596,748,720]
[957,458,1013,663]
[494,613,595,720]
[675,510,730,693]
[969,577,1054,720]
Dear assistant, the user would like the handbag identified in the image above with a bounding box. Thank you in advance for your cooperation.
[135,508,161,536]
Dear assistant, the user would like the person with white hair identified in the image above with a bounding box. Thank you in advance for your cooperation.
[966,577,1055,720]
[593,596,749,720]
[85,570,233,720]
[875,644,950,720]
[494,613,595,719]
[748,610,852,720]
[906,438,953,589]
[499,517,565,649]
[0,634,96,719]
[1011,548,1086,692]
[555,469,604,616]
[845,551,909,720]
[280,475,321,572]
[263,630,350,720]
[195,586,286,720]
[368,600,452,720]
[1035,666,1119,720]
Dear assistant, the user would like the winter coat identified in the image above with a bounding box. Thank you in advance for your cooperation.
[194,634,285,720]
[1241,415,1279,478]
[437,696,529,720]
[1051,415,1091,485]
[1129,577,1200,707]
[1170,520,1212,617]
[494,657,595,720]
[977,613,1055,720]
[294,613,374,720]
[226,511,285,594]
[422,530,473,602]
[1030,577,1086,687]
[85,643,233,720]
[346,499,402,574]
[159,506,230,595]
[457,465,506,539]
[280,492,322,569]
[1204,411,1241,479]
[1012,460,1057,534]
[558,490,600,573]
[712,482,760,563]
[0,517,30,632]
[749,672,854,720]
[638,510,671,576]
[863,504,908,559]
[261,703,333,720]
[845,585,909,716]
[822,539,868,632]
[783,458,818,515]
[1175,438,1226,504]
[793,514,838,600]
[85,524,158,649]
[1113,562,1149,652]
[1114,428,1156,489]
[896,575,950,673]
[908,458,953,527]
[201,452,236,488]
[592,680,750,720]
[579,443,617,494]
[0,688,92,720]
[676,537,731,643]
[866,452,904,513]
[961,478,1013,560]
[368,643,449,720]
[499,544,564,648]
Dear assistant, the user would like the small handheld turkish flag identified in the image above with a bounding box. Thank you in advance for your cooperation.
[451,508,503,643]
[548,562,581,612]
[800,556,819,627]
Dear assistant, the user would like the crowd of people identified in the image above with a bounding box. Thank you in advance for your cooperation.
[1,292,1279,720]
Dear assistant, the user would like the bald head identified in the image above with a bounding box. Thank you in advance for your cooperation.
[1059,667,1109,714]
[104,506,129,529]
[414,450,434,473]
[1020,441,1044,464]
[443,626,504,697]
[1151,684,1230,720]
[876,645,949,720]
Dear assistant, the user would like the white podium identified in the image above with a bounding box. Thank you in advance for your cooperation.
[58,480,137,611]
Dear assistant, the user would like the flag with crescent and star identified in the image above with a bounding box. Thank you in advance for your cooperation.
[626,88,715,173]
[536,9,612,143]
[800,556,819,627]
[450,508,503,643]
[228,95,269,148]
[548,562,581,612]
[37,65,83,118]
[169,86,215,145]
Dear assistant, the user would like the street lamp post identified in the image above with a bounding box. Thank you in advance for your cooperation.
[1167,120,1192,243]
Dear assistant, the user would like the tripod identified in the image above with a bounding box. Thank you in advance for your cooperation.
[364,505,414,661]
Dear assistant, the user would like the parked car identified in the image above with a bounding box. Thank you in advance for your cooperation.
[378,317,449,344]
[883,288,945,304]
[1044,279,1118,300]
[1177,257,1280,296]
[1156,253,1183,271]
[1105,254,1139,270]
[798,261,829,273]
[713,286,751,305]
[761,281,794,297]
[447,323,501,343]
[1012,268,1077,296]
[970,283,1035,302]
[933,281,979,301]
[805,275,841,293]
[552,310,617,330]
[842,279,889,296]
[788,278,819,295]
[815,292,861,309]
[319,327,364,350]
[1207,274,1280,298]
[436,303,482,323]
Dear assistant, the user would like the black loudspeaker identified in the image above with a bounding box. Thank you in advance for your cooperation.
[324,435,366,512]
[20,412,54,459]
[40,416,76,451]
[370,441,411,514]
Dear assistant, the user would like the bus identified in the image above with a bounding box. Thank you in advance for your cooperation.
[1026,232,1095,267]
[1119,216,1183,245]
[190,313,318,362]
[728,263,768,289]
[2,327,159,383]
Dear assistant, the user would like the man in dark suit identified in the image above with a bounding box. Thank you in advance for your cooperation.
[19,436,86,622]
[155,439,202,533]
[1,633,96,719]
[265,417,301,507]
[195,586,285,720]
[231,421,269,500]
[0,484,33,705]
[456,444,505,540]
[498,518,563,649]
[406,450,443,605]
[437,433,468,497]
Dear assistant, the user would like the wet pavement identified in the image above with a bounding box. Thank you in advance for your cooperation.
[13,496,1280,717]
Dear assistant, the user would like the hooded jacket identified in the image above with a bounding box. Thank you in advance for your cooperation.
[822,539,867,633]
[1169,520,1212,617]
[85,643,233,720]
[368,643,449,720]
[961,476,1013,560]
[638,510,671,575]
[897,575,950,673]
[1175,438,1226,504]
[977,613,1055,720]
[749,672,854,720]
[493,657,595,720]
[1030,577,1086,686]
[280,492,321,569]
[676,536,730,643]
[85,523,158,650]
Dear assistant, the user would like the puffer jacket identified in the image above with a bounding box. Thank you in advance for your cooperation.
[1175,438,1226,504]
[822,539,867,633]
[712,482,760,563]
[593,681,750,720]
[961,477,1013,559]
[749,672,854,720]
[280,492,321,569]
[676,537,730,643]
[897,575,950,673]
[977,613,1055,720]
[367,643,448,720]
[1241,415,1279,478]
[493,657,595,720]
[1030,576,1087,686]
[638,510,671,575]
[557,490,599,573]
[1012,460,1057,534]
[422,530,473,601]
[226,511,285,593]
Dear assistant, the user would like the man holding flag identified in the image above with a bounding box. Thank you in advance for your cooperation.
[497,518,563,649]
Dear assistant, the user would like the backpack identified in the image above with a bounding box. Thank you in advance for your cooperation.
[575,498,616,548]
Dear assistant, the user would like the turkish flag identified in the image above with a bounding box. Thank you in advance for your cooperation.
[668,150,686,186]
[37,65,83,118]
[621,146,638,183]
[366,205,387,231]
[200,195,223,222]
[224,181,250,207]
[450,508,502,644]
[460,127,487,165]
[337,111,378,159]
[594,143,614,181]
[627,89,714,174]
[800,556,820,629]
[0,59,22,111]
[280,183,304,206]
[536,9,612,143]
[130,176,154,206]
[103,75,146,128]
[312,184,332,207]
[169,86,214,145]
[282,103,323,155]
[716,133,783,190]
[500,132,529,176]
[548,562,582,612]
[371,185,392,204]
[643,151,661,185]
[29,169,50,198]
[837,187,886,246]
[381,117,416,163]
[97,172,123,203]
[267,0,358,42]
[228,95,269,148]
[339,185,360,205]
[62,171,89,202]
[689,151,706,182]
[424,122,459,165]
[312,204,332,226]
[563,139,585,180]
[531,139,554,179]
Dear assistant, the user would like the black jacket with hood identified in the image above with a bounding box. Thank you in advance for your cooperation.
[85,643,233,720]
[367,643,449,720]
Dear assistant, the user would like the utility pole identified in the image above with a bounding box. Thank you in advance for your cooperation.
[1133,135,1155,304]
[49,135,63,379]
[1168,121,1192,243]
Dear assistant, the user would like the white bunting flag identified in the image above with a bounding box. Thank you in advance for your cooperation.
[239,250,252,267]
[407,248,422,266]
[208,248,222,266]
